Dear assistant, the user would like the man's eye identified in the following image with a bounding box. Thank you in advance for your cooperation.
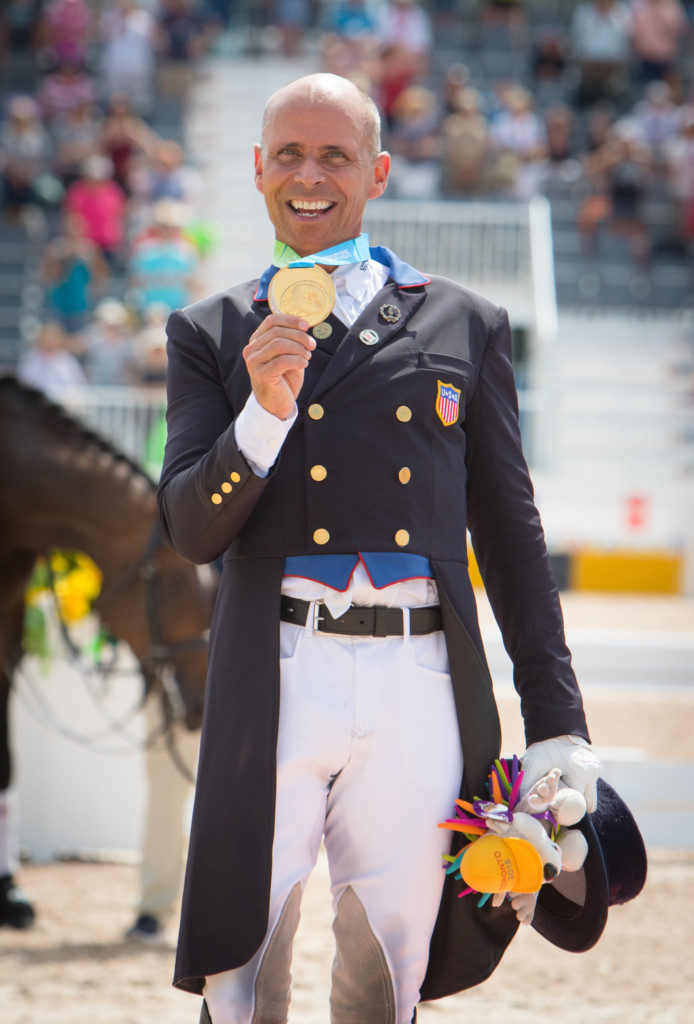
[277,148,300,159]
[325,151,348,162]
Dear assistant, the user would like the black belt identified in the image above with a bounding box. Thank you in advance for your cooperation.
[280,595,443,637]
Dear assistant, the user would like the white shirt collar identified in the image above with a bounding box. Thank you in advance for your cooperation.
[330,259,389,327]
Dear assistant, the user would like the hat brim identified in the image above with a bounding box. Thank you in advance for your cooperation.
[531,811,609,951]
[531,777,646,952]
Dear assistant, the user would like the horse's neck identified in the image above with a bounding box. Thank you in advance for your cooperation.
[37,495,156,589]
[6,412,157,582]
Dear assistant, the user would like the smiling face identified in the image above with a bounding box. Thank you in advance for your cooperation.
[254,78,390,257]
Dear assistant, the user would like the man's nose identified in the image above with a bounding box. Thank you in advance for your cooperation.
[293,156,326,188]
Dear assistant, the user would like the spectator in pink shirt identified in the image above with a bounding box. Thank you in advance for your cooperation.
[64,155,127,261]
[41,0,93,66]
[630,0,689,84]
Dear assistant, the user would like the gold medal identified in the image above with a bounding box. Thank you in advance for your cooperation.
[268,264,336,328]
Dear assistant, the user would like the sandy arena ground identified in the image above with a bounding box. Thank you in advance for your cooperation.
[2,593,693,1024]
[0,850,691,1024]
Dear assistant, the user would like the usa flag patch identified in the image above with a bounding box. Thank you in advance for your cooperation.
[435,380,461,427]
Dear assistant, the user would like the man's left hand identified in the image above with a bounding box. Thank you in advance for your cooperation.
[520,735,601,813]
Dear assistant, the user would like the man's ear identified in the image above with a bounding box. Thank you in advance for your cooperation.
[253,143,264,196]
[368,151,391,201]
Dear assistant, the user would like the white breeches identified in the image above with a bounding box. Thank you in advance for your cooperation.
[204,620,464,1024]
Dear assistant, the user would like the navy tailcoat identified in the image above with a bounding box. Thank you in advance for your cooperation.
[158,249,589,1000]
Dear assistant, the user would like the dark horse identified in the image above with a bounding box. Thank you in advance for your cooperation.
[0,376,214,926]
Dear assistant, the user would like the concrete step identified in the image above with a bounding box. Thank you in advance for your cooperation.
[550,197,678,229]
[0,338,20,369]
[0,306,22,327]
[0,272,25,294]
[555,264,693,308]
[484,623,694,692]
[0,244,26,272]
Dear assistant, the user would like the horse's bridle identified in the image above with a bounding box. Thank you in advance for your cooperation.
[88,522,208,783]
[95,520,209,676]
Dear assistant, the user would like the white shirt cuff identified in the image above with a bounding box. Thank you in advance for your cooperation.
[234,391,297,478]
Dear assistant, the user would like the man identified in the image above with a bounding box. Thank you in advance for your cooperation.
[158,74,600,1024]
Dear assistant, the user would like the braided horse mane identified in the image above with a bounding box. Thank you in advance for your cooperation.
[0,374,157,492]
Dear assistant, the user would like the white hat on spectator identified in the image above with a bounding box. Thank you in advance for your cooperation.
[82,155,114,181]
[152,199,191,229]
[8,95,40,122]
[95,299,130,327]
[613,117,645,144]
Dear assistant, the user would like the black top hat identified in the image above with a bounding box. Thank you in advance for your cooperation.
[531,777,648,952]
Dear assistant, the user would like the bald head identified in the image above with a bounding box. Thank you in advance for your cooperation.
[261,74,382,160]
[254,73,390,257]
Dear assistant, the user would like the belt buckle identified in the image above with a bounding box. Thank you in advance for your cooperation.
[311,601,324,636]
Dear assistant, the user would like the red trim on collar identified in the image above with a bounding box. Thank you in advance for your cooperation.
[398,278,430,289]
[359,555,433,590]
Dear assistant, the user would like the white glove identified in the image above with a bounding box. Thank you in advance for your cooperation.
[520,735,601,813]
[519,767,586,826]
[490,890,538,925]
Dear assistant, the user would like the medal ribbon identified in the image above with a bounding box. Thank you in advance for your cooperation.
[272,233,370,269]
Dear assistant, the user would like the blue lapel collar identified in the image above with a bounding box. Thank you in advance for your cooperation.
[369,246,430,288]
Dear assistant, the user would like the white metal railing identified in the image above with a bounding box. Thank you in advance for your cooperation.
[364,197,557,343]
[528,196,559,346]
[63,386,166,476]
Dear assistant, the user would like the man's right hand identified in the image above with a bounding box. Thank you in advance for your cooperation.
[242,312,315,422]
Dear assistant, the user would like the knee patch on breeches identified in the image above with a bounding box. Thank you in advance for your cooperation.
[330,885,396,1024]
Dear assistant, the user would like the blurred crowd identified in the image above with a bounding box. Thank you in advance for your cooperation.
[2,0,694,396]
[0,0,222,397]
[319,0,694,272]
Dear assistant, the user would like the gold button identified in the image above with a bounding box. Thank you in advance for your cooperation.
[308,403,324,420]
[313,528,330,545]
[396,405,412,423]
[310,464,327,482]
[398,467,411,485]
[230,471,241,483]
[395,529,410,547]
[211,493,222,505]
[221,482,232,493]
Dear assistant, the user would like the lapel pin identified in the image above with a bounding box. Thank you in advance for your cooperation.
[379,303,401,324]
[313,322,333,340]
[359,328,380,346]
